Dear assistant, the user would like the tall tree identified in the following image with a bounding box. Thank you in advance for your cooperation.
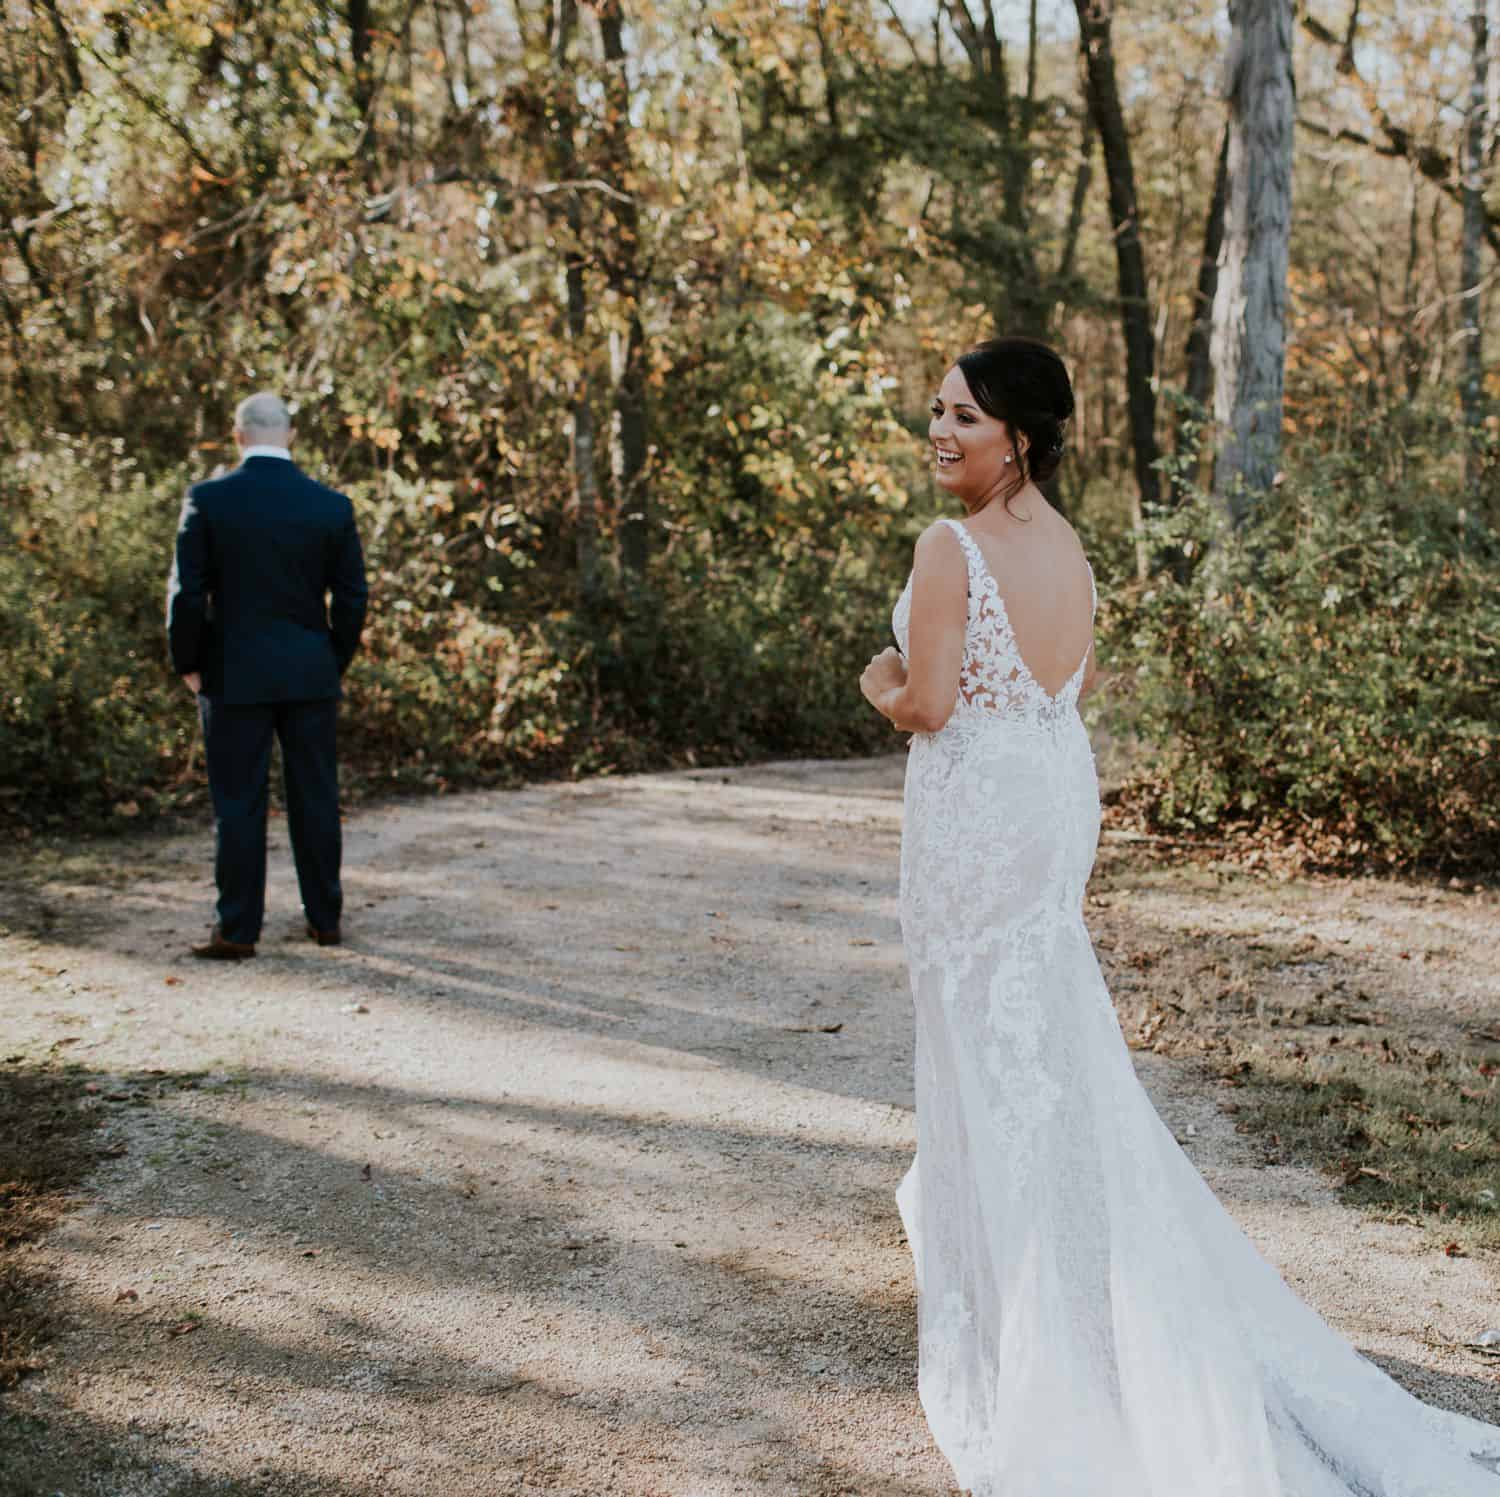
[592,0,650,583]
[1461,0,1490,502]
[1210,0,1295,521]
[548,0,602,612]
[942,0,1047,333]
[1073,0,1160,509]
[1182,125,1229,425]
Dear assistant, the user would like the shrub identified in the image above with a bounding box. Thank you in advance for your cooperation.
[0,444,194,823]
[0,318,916,827]
[1108,453,1500,870]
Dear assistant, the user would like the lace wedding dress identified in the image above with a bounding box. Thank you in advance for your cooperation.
[891,516,1500,1496]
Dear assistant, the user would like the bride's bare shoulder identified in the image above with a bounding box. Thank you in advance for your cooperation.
[912,519,968,569]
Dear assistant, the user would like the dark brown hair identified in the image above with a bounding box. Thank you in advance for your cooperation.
[955,337,1075,508]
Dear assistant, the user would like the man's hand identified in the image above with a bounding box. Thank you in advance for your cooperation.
[182,672,202,695]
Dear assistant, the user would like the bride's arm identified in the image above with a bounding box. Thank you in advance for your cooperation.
[860,523,968,733]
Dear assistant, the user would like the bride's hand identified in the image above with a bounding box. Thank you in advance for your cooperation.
[860,646,907,712]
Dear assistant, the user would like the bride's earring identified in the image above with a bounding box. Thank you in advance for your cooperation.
[1004,454,1014,465]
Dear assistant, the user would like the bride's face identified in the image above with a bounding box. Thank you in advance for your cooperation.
[929,365,1015,501]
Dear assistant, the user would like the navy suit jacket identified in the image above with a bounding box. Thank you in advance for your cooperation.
[166,456,368,705]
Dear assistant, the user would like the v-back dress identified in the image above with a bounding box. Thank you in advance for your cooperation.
[891,515,1500,1495]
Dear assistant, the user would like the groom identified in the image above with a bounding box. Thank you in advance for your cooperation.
[166,393,368,960]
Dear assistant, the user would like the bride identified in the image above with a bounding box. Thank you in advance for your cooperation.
[858,337,1500,1495]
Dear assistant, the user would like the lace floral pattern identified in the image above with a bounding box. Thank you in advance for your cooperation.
[892,517,1500,1495]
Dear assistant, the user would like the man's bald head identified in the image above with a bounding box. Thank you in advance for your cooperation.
[234,392,293,446]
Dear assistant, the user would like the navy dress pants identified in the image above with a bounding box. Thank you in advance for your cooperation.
[199,696,342,944]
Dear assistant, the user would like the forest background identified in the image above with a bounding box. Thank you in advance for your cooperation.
[2,0,1496,869]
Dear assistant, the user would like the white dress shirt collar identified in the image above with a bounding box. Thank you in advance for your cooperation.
[241,444,293,462]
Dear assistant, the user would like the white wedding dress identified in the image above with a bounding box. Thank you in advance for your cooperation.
[892,516,1500,1496]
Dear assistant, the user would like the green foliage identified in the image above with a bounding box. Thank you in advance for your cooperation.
[2,0,1492,857]
[1111,452,1500,869]
[0,444,191,822]
[0,293,916,824]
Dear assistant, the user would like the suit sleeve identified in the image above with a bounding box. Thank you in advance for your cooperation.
[328,501,369,674]
[166,488,210,675]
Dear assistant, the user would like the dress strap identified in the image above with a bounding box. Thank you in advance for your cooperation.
[1086,558,1097,617]
[939,516,983,585]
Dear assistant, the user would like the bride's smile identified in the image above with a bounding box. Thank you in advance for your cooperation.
[929,362,1027,509]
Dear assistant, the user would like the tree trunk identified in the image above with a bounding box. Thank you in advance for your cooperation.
[1183,124,1229,422]
[349,0,375,160]
[942,0,1047,335]
[550,0,601,610]
[1461,0,1489,502]
[1056,109,1094,290]
[593,0,650,583]
[1074,0,1160,509]
[1210,0,1296,522]
[613,313,648,579]
[36,0,83,96]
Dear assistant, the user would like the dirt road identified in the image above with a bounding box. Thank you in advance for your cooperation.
[2,758,1497,1495]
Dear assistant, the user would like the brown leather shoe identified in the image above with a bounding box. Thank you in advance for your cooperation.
[305,921,341,947]
[191,926,256,961]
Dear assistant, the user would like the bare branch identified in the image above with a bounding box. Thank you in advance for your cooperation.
[1301,12,1454,185]
[1297,112,1500,256]
[942,0,983,70]
[879,0,921,63]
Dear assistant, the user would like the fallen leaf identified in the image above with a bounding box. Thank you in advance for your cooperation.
[339,1002,369,1015]
[50,1036,81,1049]
[164,976,184,987]
[114,1288,139,1304]
[784,1023,844,1034]
[1445,1242,1468,1258]
[301,1248,322,1258]
[166,1320,200,1337]
[360,1163,372,1180]
[848,939,875,947]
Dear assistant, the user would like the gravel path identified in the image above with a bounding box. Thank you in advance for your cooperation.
[2,757,1497,1495]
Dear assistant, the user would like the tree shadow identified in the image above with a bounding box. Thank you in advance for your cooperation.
[4,1060,937,1493]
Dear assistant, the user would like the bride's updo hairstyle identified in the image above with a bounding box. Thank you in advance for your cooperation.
[956,337,1075,508]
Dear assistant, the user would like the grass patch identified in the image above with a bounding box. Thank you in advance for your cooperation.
[1090,853,1500,1253]
[1235,1043,1500,1255]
